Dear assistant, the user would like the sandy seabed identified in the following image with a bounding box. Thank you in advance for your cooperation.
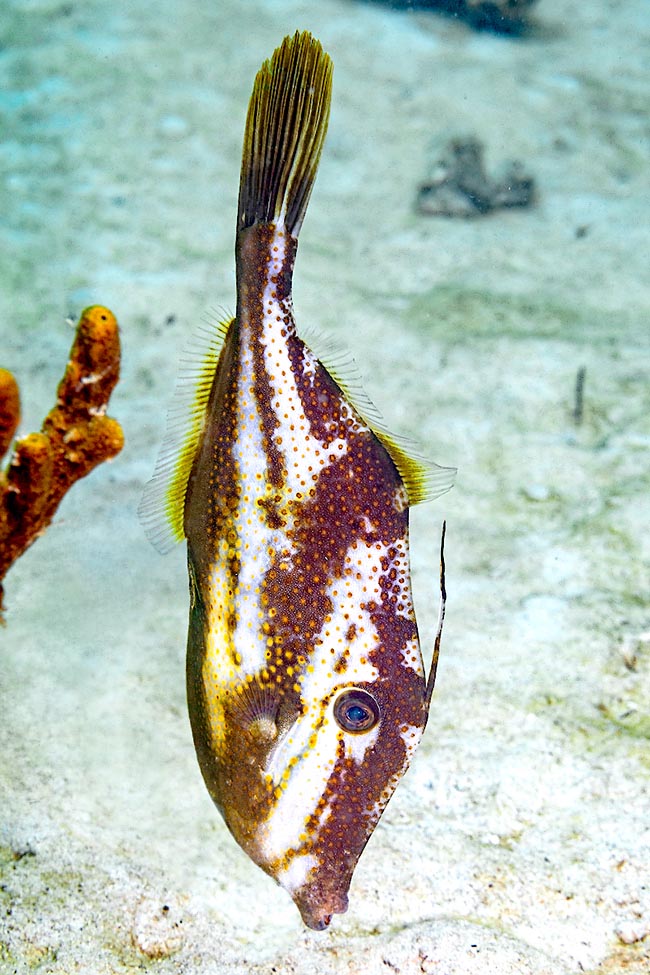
[1,0,649,972]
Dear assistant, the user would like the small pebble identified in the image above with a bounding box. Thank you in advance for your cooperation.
[615,919,650,945]
[522,483,550,502]
[132,895,185,959]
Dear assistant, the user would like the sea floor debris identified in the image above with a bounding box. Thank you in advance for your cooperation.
[0,306,123,618]
[416,135,535,217]
[358,0,538,35]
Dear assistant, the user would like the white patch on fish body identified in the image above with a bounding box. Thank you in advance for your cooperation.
[203,331,280,681]
[300,540,384,698]
[393,485,409,512]
[343,723,380,764]
[259,538,389,859]
[203,552,234,675]
[383,536,417,623]
[201,554,232,745]
[400,636,424,675]
[399,723,423,767]
[300,345,319,383]
[261,713,339,860]
[259,228,350,498]
[260,690,381,865]
[275,851,319,896]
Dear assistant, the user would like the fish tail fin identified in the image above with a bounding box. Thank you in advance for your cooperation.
[237,31,332,238]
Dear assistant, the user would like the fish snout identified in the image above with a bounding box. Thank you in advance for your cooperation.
[294,885,349,931]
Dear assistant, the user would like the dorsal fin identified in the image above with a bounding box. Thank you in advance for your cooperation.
[138,316,234,553]
[302,326,456,505]
[237,31,332,237]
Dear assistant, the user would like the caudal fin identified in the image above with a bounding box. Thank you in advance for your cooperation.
[237,31,332,238]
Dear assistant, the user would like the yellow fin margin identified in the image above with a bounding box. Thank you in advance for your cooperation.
[138,316,234,553]
[373,429,456,506]
[303,328,456,506]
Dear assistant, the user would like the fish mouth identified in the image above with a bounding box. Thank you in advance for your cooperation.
[294,887,349,931]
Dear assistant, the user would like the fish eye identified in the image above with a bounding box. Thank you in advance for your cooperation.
[333,689,380,734]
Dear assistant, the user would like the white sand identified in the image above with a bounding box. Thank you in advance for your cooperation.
[1,0,648,971]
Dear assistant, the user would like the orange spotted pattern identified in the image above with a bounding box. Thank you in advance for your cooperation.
[183,223,432,930]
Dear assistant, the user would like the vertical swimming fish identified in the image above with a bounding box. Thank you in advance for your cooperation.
[140,31,454,930]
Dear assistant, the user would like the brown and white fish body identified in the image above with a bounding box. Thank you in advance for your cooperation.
[141,31,454,930]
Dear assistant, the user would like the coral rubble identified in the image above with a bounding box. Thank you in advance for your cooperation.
[357,0,538,35]
[416,136,535,217]
[0,306,124,617]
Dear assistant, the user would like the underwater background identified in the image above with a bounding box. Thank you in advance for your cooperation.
[1,0,649,972]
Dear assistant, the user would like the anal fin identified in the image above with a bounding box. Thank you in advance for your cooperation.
[138,316,234,553]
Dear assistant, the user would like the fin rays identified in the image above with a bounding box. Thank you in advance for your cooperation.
[238,31,332,237]
[138,316,234,553]
[302,326,456,505]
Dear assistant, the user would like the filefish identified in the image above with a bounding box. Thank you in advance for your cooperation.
[140,31,454,930]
